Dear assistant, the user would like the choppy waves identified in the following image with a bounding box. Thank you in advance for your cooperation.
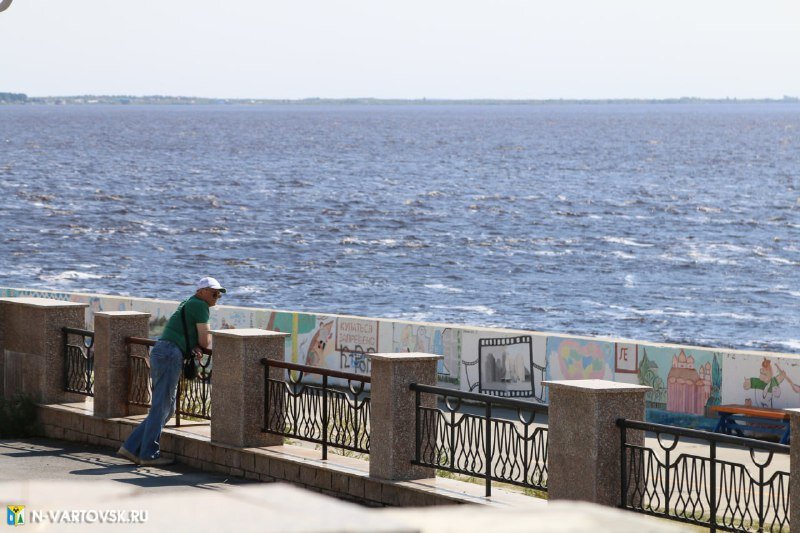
[1,103,798,353]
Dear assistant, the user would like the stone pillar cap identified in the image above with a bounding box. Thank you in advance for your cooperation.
[211,328,290,338]
[94,311,150,317]
[368,352,443,361]
[0,297,88,309]
[544,379,651,394]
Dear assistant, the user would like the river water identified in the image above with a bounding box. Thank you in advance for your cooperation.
[1,103,798,353]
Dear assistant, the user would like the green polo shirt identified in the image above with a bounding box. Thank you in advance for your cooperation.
[160,296,210,355]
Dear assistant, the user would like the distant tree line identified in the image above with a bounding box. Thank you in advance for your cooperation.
[1,93,798,106]
[0,92,27,103]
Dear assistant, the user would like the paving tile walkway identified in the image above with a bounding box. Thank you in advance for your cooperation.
[0,437,684,532]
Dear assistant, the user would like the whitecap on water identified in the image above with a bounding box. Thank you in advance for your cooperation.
[388,312,433,323]
[607,304,698,318]
[40,271,104,283]
[707,312,768,322]
[533,250,571,257]
[774,339,800,352]
[340,236,368,245]
[423,283,464,293]
[613,251,636,260]
[602,237,654,248]
[234,286,265,295]
[686,248,738,266]
[431,304,495,316]
[753,248,798,265]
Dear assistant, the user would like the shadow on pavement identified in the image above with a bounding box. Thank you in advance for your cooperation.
[0,438,258,491]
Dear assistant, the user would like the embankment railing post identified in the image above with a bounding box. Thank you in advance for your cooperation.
[210,328,289,447]
[0,297,88,403]
[93,311,150,418]
[785,409,800,531]
[368,352,442,481]
[544,379,649,506]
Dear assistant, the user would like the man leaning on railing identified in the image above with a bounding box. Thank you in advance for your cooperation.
[117,276,225,466]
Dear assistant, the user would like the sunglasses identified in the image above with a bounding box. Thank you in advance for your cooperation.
[208,290,223,298]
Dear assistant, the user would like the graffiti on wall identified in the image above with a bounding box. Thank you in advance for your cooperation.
[638,347,667,410]
[462,335,545,400]
[2,288,71,302]
[393,324,462,385]
[336,317,378,375]
[546,337,614,381]
[639,346,722,427]
[10,287,800,428]
[434,328,461,385]
[615,342,638,374]
[131,299,177,338]
[297,315,336,367]
[216,308,258,330]
[722,353,800,409]
[266,312,313,363]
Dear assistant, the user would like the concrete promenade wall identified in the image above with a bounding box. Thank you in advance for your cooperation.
[4,287,800,429]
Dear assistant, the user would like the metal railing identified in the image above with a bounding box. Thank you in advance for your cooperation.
[62,327,95,396]
[618,418,790,532]
[125,337,213,426]
[410,383,549,497]
[260,359,371,460]
[126,337,152,409]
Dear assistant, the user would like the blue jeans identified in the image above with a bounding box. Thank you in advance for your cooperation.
[122,339,182,460]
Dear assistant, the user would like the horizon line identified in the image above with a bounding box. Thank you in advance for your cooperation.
[2,93,800,105]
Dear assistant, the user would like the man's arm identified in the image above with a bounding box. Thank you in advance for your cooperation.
[196,323,212,350]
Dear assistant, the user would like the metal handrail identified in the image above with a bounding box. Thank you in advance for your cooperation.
[260,358,370,460]
[617,418,790,453]
[63,326,95,337]
[260,358,371,383]
[62,327,95,396]
[618,417,789,531]
[410,382,548,413]
[126,336,155,347]
[125,337,212,355]
[411,381,548,497]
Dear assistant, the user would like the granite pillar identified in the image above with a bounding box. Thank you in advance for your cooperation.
[787,408,800,528]
[0,297,89,403]
[210,328,289,447]
[544,379,650,506]
[93,311,150,418]
[368,352,442,481]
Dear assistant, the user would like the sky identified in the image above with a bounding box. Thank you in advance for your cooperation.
[0,0,799,100]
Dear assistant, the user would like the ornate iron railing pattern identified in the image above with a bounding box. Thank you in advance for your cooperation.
[125,337,212,425]
[260,359,370,460]
[125,337,153,408]
[177,349,212,421]
[618,418,790,532]
[411,383,548,497]
[62,327,95,396]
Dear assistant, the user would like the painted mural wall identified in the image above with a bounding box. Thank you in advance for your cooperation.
[4,287,800,428]
[721,353,800,410]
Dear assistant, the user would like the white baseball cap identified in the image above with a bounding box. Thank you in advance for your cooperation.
[197,276,226,293]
